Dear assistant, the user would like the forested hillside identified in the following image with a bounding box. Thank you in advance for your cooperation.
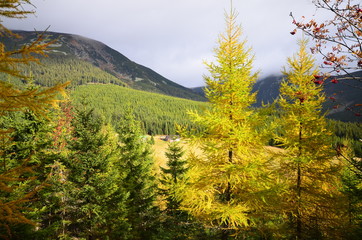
[1,1,361,240]
[1,30,206,101]
[70,84,208,135]
[1,55,127,87]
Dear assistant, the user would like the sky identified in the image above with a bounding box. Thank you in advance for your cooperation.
[4,0,322,88]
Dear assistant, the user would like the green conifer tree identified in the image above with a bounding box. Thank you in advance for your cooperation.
[61,107,122,239]
[115,110,159,240]
[160,142,187,212]
[275,39,346,239]
[0,110,56,238]
[176,8,272,240]
[159,142,210,240]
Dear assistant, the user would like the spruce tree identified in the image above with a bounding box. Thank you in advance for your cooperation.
[176,8,271,239]
[0,110,56,238]
[115,110,159,240]
[160,142,187,213]
[160,142,210,240]
[60,107,122,239]
[275,39,345,239]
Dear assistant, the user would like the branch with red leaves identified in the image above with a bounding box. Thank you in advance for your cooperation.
[290,0,362,116]
[290,0,362,80]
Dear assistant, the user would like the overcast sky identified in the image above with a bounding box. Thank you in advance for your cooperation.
[4,0,321,87]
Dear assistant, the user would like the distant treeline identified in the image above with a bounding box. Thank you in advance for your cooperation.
[331,120,362,157]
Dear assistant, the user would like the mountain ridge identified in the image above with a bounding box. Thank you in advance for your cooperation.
[252,72,362,122]
[193,73,362,122]
[4,30,206,101]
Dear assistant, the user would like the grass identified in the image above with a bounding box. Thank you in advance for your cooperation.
[151,135,201,172]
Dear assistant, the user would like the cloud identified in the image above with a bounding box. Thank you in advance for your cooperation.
[3,0,320,87]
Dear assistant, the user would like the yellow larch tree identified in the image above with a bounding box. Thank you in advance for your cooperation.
[275,39,347,239]
[176,8,274,240]
[0,0,68,238]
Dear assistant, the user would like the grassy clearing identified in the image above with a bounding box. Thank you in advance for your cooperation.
[152,136,284,168]
[151,135,201,172]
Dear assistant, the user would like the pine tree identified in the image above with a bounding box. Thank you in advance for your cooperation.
[115,110,159,240]
[176,8,272,239]
[275,39,345,239]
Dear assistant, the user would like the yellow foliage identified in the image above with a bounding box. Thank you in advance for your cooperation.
[176,8,275,237]
[0,0,68,237]
[276,39,347,239]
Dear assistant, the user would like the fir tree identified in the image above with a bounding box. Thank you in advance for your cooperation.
[60,107,122,239]
[115,110,159,240]
[176,8,272,239]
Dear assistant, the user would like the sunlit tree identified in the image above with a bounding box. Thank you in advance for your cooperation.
[115,109,159,240]
[0,0,68,238]
[176,8,272,240]
[275,39,346,239]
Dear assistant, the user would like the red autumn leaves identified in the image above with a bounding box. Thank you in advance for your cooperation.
[311,75,338,85]
[313,75,324,84]
[293,75,338,103]
[290,3,362,73]
[295,91,306,103]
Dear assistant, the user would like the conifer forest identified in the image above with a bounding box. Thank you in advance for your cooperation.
[0,0,361,239]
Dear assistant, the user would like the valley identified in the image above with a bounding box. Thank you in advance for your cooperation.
[1,1,362,238]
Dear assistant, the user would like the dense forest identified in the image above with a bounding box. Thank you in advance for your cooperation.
[70,84,208,135]
[1,1,361,240]
[0,56,127,88]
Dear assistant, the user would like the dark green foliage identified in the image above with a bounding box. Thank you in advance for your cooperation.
[21,56,127,87]
[57,107,125,239]
[329,120,362,238]
[0,110,54,239]
[71,84,208,135]
[158,142,209,240]
[332,121,362,157]
[341,168,362,239]
[115,110,160,240]
[0,111,52,169]
[159,142,187,212]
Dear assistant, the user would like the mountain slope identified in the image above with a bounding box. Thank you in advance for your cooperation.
[3,30,206,101]
[253,72,362,122]
[70,84,208,135]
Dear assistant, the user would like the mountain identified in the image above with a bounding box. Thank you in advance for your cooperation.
[192,73,362,122]
[2,30,206,101]
[253,72,362,122]
[191,86,206,97]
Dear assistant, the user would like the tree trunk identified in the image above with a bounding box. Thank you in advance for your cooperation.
[296,121,303,239]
